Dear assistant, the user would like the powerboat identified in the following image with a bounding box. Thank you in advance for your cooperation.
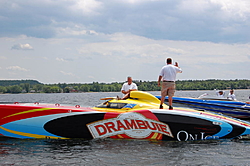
[155,95,250,119]
[1,91,250,141]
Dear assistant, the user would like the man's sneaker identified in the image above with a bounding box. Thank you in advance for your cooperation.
[169,106,173,110]
[159,105,163,109]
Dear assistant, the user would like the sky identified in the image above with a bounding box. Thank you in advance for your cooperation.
[0,0,250,84]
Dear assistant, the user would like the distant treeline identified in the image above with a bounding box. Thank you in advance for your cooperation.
[0,79,249,94]
[0,80,41,86]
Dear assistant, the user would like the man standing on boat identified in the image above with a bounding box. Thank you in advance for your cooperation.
[158,58,182,110]
[121,76,138,99]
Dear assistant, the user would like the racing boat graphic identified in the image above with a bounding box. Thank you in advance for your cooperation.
[1,91,250,141]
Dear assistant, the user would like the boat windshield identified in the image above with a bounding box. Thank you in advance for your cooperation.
[96,102,128,109]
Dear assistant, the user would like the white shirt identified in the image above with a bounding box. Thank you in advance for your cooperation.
[159,64,182,81]
[216,91,225,98]
[121,82,138,92]
[228,93,236,100]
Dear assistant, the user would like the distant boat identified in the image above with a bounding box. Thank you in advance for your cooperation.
[155,95,250,119]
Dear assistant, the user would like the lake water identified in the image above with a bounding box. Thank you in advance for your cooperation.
[1,90,250,166]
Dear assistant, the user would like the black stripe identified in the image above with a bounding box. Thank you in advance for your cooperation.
[221,124,246,139]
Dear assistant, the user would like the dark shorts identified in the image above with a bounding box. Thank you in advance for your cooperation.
[161,82,175,97]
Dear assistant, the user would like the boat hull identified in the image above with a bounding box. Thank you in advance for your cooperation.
[156,96,250,119]
[1,103,250,141]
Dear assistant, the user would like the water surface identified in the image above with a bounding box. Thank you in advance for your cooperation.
[1,90,250,165]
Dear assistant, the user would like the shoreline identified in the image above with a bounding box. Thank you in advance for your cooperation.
[0,89,250,95]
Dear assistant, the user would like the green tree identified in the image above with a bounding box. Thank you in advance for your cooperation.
[64,87,70,93]
[91,82,100,92]
[33,84,43,92]
[23,83,30,93]
[0,86,7,93]
[8,85,22,93]
[80,85,90,92]
[51,86,61,93]
[73,86,79,92]
[43,86,52,93]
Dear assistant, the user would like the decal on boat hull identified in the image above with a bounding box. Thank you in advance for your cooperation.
[87,112,173,139]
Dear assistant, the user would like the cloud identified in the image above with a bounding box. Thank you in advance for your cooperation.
[60,71,77,77]
[56,27,99,37]
[56,57,74,62]
[88,75,95,79]
[211,0,250,21]
[11,43,33,50]
[6,66,29,71]
[56,58,67,62]
[0,0,250,83]
[70,0,102,15]
[0,0,250,43]
[0,34,249,83]
[77,33,185,63]
[0,56,7,60]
